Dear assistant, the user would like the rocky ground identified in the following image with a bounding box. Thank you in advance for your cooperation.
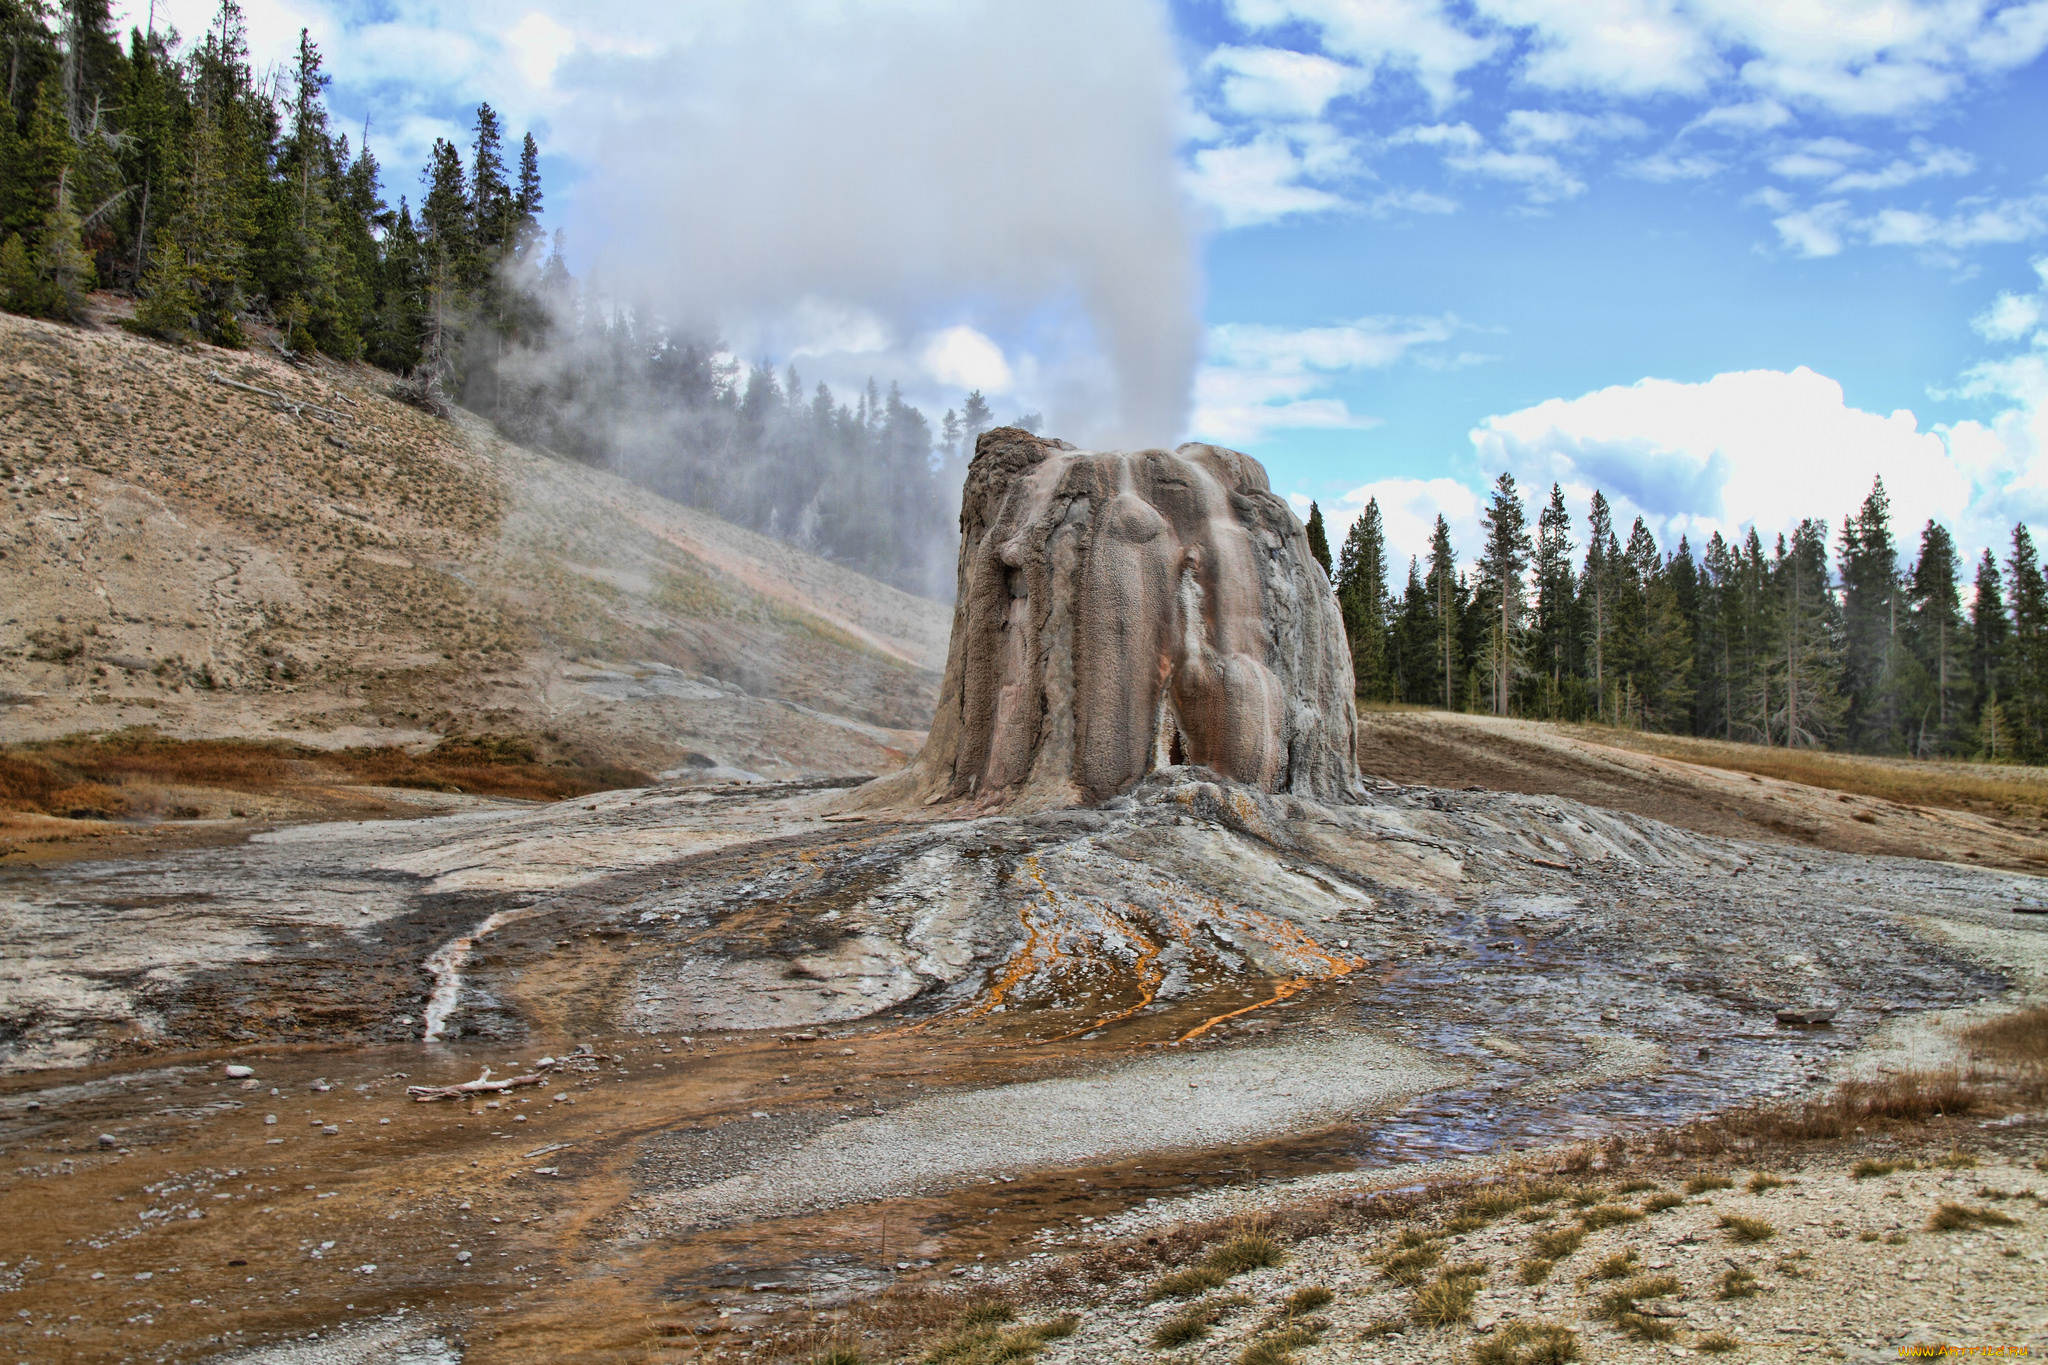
[0,759,2042,1362]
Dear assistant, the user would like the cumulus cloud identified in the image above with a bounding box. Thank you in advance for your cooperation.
[1229,0,1498,106]
[1765,192,2048,258]
[1464,365,2048,562]
[1191,315,1469,446]
[1224,0,2048,116]
[1207,44,1369,119]
[1396,122,1584,201]
[1185,127,1355,229]
[1320,477,1486,573]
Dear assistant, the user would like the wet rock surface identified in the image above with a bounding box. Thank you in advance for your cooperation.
[0,769,2041,1361]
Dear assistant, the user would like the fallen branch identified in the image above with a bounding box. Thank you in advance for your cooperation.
[207,369,351,425]
[407,1060,556,1102]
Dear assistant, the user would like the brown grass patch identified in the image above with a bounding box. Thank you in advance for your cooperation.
[1964,1007,2048,1067]
[0,728,648,815]
[1572,725,2048,819]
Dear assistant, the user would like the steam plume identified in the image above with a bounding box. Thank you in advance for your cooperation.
[553,0,1199,446]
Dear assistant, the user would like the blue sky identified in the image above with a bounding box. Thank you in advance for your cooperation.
[138,0,2048,570]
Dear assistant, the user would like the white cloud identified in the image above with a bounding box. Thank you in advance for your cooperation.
[1321,478,1486,573]
[1767,194,2048,258]
[921,326,1013,394]
[1479,0,1722,97]
[1396,123,1585,201]
[1192,315,1466,445]
[1502,108,1649,147]
[1185,130,1354,228]
[1228,0,1499,106]
[1771,200,1853,256]
[1683,98,1794,135]
[1827,140,1974,192]
[1628,151,1724,181]
[1221,0,2048,116]
[1207,44,1369,119]
[1974,260,2048,342]
[1464,365,2048,560]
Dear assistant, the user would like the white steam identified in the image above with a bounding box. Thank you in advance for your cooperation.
[552,0,1200,446]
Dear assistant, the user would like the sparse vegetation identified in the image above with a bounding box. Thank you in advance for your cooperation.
[1716,1267,1759,1300]
[1697,1332,1742,1354]
[1145,1225,1285,1302]
[1579,1203,1645,1230]
[1719,1214,1777,1243]
[1643,1191,1686,1212]
[1685,1173,1735,1194]
[1374,1240,1443,1287]
[1747,1173,1788,1192]
[1936,1150,1980,1170]
[1927,1202,2018,1232]
[1471,1320,1581,1365]
[1409,1262,1485,1326]
[1853,1157,1907,1179]
[1283,1285,1332,1314]
[1235,1323,1324,1365]
[1592,1274,1681,1342]
[1518,1257,1555,1285]
[1587,1250,1639,1281]
[920,1306,1077,1365]
[1530,1226,1585,1261]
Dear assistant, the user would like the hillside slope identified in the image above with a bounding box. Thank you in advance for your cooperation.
[0,310,950,779]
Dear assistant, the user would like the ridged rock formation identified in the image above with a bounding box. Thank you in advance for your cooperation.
[863,428,1359,811]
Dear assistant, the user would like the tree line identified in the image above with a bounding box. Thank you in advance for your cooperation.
[0,0,989,599]
[1316,476,2046,762]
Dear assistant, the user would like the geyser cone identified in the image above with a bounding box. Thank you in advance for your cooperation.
[862,427,1360,812]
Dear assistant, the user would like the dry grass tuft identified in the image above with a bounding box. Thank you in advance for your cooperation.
[1697,1332,1743,1355]
[1926,1202,2018,1232]
[1234,1322,1325,1365]
[1852,1157,1909,1179]
[1579,1204,1645,1230]
[1685,1173,1735,1194]
[1518,1257,1555,1285]
[1411,1269,1481,1328]
[1529,1226,1585,1261]
[1747,1173,1788,1192]
[1719,1214,1777,1244]
[1470,1320,1581,1365]
[1374,1240,1443,1287]
[1935,1149,1981,1170]
[1715,1267,1759,1300]
[1587,1251,1639,1281]
[1284,1285,1332,1314]
[1592,1274,1682,1342]
[1965,1006,2048,1067]
[1642,1191,1686,1212]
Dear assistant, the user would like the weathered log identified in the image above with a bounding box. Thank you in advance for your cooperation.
[406,1061,556,1102]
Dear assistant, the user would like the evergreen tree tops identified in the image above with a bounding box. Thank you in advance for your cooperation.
[1323,471,2048,762]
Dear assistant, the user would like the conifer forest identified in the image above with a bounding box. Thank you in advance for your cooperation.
[1322,474,2045,762]
[0,0,981,599]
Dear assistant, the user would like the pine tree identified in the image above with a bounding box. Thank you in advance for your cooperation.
[1425,515,1460,710]
[1477,472,1531,716]
[960,389,994,446]
[2006,524,2048,762]
[1530,484,1576,715]
[1970,548,2010,758]
[1838,478,1904,752]
[467,102,510,268]
[1906,521,1968,756]
[1583,491,1617,721]
[1335,498,1390,703]
[1304,501,1332,580]
[1776,519,1844,747]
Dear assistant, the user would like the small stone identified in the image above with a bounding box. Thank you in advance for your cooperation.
[456,1251,471,1263]
[98,1134,116,1147]
[321,1125,339,1135]
[553,1093,568,1102]
[224,1065,254,1079]
[263,1114,277,1125]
